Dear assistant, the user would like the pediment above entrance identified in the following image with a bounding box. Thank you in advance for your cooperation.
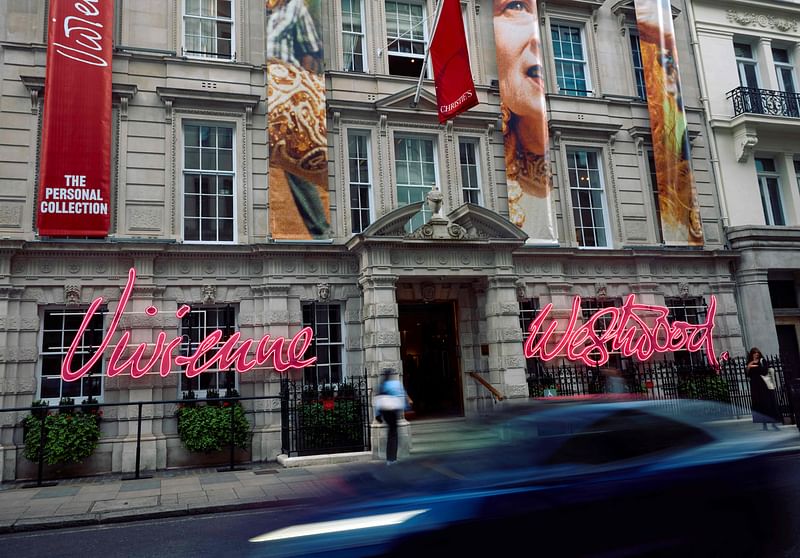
[347,202,527,250]
[374,86,439,113]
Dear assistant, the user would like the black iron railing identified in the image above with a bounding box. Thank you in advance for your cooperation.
[280,378,371,457]
[526,355,797,422]
[727,86,800,118]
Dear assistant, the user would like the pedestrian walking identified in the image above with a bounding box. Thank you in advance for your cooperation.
[747,347,781,430]
[374,368,411,464]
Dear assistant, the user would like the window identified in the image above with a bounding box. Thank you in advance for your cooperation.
[348,130,373,233]
[755,157,785,226]
[734,42,759,88]
[184,0,233,60]
[183,123,235,243]
[179,306,237,396]
[39,307,105,403]
[552,23,590,96]
[458,138,482,205]
[386,0,428,77]
[647,150,663,243]
[567,149,610,248]
[581,298,628,371]
[773,47,799,117]
[665,297,708,369]
[395,135,437,230]
[302,304,344,385]
[342,0,366,72]
[630,33,646,101]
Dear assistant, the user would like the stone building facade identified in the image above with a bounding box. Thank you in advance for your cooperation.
[688,0,800,367]
[0,0,741,480]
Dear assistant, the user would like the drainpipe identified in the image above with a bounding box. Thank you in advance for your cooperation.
[685,0,731,241]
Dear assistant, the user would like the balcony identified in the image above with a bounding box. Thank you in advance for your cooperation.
[727,87,800,118]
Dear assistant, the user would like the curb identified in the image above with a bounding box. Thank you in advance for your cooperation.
[0,496,312,535]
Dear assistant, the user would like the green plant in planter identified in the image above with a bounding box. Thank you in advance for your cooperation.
[298,399,364,451]
[677,374,731,403]
[205,389,221,406]
[176,404,250,453]
[23,411,101,465]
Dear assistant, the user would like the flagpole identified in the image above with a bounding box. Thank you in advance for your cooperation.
[411,0,445,108]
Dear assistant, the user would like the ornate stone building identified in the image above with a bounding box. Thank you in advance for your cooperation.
[0,0,741,480]
[688,0,800,368]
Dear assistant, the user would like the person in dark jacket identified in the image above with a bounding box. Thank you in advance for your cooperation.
[747,347,781,430]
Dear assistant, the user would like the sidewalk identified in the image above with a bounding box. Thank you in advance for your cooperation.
[0,458,382,534]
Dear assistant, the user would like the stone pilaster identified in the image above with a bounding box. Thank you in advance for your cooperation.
[736,269,779,355]
[485,275,527,399]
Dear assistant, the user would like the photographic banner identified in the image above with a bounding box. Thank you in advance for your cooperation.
[36,0,113,237]
[492,0,556,244]
[266,0,331,240]
[634,0,704,246]
[430,0,478,123]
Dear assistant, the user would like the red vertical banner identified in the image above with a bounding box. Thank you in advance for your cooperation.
[634,0,703,246]
[430,0,478,123]
[37,0,114,237]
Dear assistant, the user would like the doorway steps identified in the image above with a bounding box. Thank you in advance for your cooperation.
[408,418,498,455]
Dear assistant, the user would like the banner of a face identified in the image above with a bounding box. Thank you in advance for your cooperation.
[634,0,703,246]
[492,0,556,244]
[266,0,330,240]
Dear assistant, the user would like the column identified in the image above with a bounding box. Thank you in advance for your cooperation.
[737,269,779,355]
[485,275,527,400]
[359,274,409,460]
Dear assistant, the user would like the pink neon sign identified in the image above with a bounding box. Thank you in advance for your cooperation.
[523,295,723,367]
[61,268,317,382]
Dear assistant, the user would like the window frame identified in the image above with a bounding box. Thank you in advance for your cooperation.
[664,297,709,369]
[755,157,786,226]
[580,298,631,371]
[734,41,760,89]
[385,0,430,78]
[519,298,545,377]
[346,128,375,234]
[37,306,106,404]
[181,120,238,244]
[302,303,346,386]
[629,32,647,101]
[565,147,612,249]
[178,305,239,397]
[550,21,592,97]
[646,150,664,244]
[458,136,483,206]
[393,132,439,231]
[341,0,368,72]
[182,0,235,61]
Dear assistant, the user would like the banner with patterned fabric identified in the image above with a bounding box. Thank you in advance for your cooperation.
[634,0,704,246]
[266,0,330,240]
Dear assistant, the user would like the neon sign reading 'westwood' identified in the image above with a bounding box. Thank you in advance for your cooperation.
[61,268,316,382]
[523,295,723,367]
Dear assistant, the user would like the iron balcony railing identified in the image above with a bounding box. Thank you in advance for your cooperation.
[727,86,800,118]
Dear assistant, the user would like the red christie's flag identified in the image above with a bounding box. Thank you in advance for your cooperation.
[37,0,114,237]
[429,0,478,123]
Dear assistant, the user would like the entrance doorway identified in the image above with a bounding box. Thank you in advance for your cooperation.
[399,302,463,418]
[776,323,800,381]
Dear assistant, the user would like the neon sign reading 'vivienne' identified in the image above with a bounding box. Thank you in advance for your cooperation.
[523,295,724,367]
[61,268,317,382]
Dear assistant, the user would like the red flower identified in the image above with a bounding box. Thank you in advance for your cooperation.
[223,402,230,407]
[98,410,104,417]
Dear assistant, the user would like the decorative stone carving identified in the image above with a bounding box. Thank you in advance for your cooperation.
[515,280,527,301]
[679,282,690,299]
[596,283,608,300]
[65,285,81,305]
[317,282,330,301]
[726,10,798,32]
[202,284,216,304]
[426,189,444,219]
[421,283,436,302]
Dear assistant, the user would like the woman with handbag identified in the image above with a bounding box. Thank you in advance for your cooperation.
[374,368,412,464]
[747,347,781,430]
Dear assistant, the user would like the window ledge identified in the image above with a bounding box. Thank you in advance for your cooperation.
[20,75,138,117]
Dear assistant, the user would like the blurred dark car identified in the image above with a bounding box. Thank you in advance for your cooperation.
[248,399,800,558]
